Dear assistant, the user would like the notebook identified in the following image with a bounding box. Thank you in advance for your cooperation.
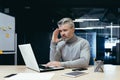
[18,43,64,72]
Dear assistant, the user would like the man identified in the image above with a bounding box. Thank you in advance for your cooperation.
[46,18,90,68]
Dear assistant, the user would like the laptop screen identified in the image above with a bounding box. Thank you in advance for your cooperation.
[18,44,40,72]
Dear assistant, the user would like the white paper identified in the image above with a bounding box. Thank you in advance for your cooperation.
[5,73,55,80]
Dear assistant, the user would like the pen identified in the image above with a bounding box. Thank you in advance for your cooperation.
[4,74,17,78]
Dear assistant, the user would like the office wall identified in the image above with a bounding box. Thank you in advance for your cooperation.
[96,36,105,60]
[116,43,120,64]
[0,54,14,65]
[17,31,51,65]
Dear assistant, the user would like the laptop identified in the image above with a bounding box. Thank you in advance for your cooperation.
[18,43,64,72]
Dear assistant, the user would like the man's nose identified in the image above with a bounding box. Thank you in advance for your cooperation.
[61,32,65,36]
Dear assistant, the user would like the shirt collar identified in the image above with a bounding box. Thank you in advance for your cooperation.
[66,34,78,44]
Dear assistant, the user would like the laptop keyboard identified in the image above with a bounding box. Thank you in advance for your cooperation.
[39,64,52,69]
[38,64,64,72]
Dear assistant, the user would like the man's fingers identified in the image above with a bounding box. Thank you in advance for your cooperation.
[46,62,52,67]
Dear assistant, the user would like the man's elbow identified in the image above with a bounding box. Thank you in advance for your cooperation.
[84,62,89,67]
[83,58,90,68]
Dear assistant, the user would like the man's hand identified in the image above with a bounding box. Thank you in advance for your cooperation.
[52,28,62,43]
[46,61,61,67]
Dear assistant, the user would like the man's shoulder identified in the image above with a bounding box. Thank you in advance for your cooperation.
[77,36,87,41]
[77,37,89,44]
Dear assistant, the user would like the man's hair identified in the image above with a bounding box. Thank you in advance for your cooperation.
[57,18,75,28]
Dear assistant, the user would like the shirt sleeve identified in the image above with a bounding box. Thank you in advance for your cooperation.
[49,41,62,61]
[61,40,90,68]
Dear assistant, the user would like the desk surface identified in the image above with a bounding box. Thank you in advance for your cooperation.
[0,65,120,80]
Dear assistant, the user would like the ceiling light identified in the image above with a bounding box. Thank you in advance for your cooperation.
[75,27,104,30]
[75,27,94,30]
[73,19,99,22]
[106,26,120,28]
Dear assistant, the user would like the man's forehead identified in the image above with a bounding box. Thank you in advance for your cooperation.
[59,26,69,30]
[59,24,71,28]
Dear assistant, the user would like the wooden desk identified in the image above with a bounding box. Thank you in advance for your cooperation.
[0,65,120,80]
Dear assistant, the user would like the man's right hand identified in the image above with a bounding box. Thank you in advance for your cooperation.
[52,28,62,43]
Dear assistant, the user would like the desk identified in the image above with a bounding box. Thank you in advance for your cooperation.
[0,65,120,80]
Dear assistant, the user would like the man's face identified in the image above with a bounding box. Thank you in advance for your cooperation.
[59,24,75,41]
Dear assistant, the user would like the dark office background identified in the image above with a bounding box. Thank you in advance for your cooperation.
[0,0,120,65]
